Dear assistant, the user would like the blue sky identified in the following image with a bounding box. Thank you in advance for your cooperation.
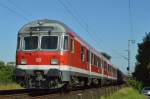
[0,0,150,73]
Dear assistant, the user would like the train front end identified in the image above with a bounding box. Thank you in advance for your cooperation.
[15,19,70,88]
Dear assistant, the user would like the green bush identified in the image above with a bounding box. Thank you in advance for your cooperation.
[127,78,143,92]
[0,61,15,84]
[101,87,146,99]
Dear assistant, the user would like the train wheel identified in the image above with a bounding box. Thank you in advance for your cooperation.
[63,81,72,91]
[17,80,26,88]
[48,78,62,89]
[48,80,56,89]
[91,78,99,87]
[84,79,91,87]
[98,79,102,87]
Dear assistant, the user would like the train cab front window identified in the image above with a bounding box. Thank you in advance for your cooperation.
[24,36,38,50]
[41,36,58,50]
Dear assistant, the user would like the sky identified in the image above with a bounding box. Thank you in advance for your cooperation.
[0,0,150,74]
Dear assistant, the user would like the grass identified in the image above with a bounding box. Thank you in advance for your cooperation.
[100,87,146,99]
[0,83,23,90]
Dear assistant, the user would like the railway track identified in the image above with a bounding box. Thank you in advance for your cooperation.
[0,85,123,99]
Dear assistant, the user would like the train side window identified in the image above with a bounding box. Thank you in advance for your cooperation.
[104,61,107,69]
[86,50,89,63]
[96,57,99,67]
[97,58,100,67]
[63,36,69,50]
[101,60,104,68]
[94,55,98,66]
[99,59,102,68]
[108,65,110,72]
[92,54,94,65]
[70,38,74,53]
[91,53,94,65]
[94,55,98,67]
[98,58,101,68]
[94,55,96,65]
[110,66,112,72]
[81,46,84,62]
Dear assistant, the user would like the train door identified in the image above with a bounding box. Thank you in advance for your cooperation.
[89,51,92,78]
[101,60,104,77]
[60,35,70,82]
[69,36,75,67]
[86,49,90,73]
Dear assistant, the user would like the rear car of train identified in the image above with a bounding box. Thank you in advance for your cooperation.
[15,19,72,88]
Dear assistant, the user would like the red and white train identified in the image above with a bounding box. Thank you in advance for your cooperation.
[15,19,117,88]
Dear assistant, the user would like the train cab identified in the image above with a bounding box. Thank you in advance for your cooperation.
[16,19,74,88]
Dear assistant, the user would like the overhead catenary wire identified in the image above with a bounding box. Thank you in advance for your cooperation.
[57,0,105,51]
[65,0,89,30]
[58,0,136,72]
[64,0,104,45]
[58,0,125,58]
[0,1,30,21]
[1,0,128,64]
[112,49,128,61]
[64,0,105,47]
[7,0,32,19]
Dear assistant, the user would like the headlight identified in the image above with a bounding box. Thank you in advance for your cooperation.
[21,59,27,65]
[51,59,58,65]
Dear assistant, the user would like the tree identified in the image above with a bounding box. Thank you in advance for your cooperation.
[0,61,5,68]
[101,52,111,60]
[133,32,150,86]
[7,62,15,67]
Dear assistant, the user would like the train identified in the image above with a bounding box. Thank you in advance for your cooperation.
[15,19,124,89]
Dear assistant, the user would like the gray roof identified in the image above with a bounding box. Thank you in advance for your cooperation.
[18,19,73,34]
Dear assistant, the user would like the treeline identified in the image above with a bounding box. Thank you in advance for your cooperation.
[0,61,15,84]
[133,32,150,86]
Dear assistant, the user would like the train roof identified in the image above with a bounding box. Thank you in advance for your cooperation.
[18,19,73,34]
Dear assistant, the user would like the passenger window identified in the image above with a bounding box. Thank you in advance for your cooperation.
[108,65,110,72]
[101,60,103,68]
[91,53,94,65]
[104,61,107,69]
[94,55,96,65]
[91,53,93,65]
[63,36,68,50]
[96,57,99,67]
[81,46,84,62]
[70,38,74,53]
[98,58,101,68]
[86,50,89,63]
[110,66,112,72]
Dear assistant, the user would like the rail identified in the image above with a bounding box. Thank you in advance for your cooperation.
[0,85,124,99]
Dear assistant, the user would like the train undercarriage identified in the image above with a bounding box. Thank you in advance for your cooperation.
[15,69,116,89]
